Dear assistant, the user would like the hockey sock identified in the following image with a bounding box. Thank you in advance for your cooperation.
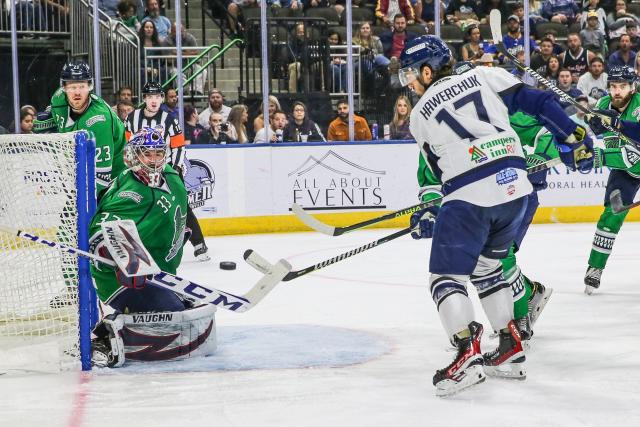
[588,205,627,269]
[513,274,533,320]
[471,265,513,333]
[430,274,475,338]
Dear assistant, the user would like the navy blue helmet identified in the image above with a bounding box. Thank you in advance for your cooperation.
[60,61,93,86]
[607,66,636,85]
[399,35,452,87]
[142,81,164,96]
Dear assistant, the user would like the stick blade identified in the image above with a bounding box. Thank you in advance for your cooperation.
[244,249,274,274]
[610,189,626,214]
[291,203,337,236]
[489,9,503,44]
[240,258,292,310]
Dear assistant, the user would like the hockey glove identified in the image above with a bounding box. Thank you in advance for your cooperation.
[526,153,551,191]
[586,109,620,136]
[557,125,594,172]
[410,205,439,240]
[116,270,149,290]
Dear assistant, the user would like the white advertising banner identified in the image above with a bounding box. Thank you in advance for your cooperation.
[184,142,612,220]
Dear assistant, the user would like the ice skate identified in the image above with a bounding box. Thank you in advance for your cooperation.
[483,320,526,380]
[516,315,532,341]
[584,267,603,295]
[433,321,486,397]
[194,243,211,262]
[528,281,553,325]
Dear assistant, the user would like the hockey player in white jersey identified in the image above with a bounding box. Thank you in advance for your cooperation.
[399,35,594,396]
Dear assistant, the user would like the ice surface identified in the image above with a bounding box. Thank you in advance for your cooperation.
[3,223,640,427]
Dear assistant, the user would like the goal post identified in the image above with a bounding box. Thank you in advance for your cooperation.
[0,131,97,372]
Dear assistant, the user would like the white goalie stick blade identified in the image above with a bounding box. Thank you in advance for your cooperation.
[489,9,503,44]
[291,203,337,236]
[100,220,161,277]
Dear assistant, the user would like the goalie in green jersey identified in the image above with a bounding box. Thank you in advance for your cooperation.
[417,110,556,341]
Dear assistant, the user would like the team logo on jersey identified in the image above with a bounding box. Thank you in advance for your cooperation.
[496,168,519,185]
[85,114,106,127]
[183,158,215,209]
[625,147,640,166]
[469,146,488,163]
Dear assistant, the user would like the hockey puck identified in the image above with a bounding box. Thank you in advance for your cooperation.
[219,261,237,271]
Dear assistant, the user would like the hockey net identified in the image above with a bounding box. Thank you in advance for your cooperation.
[0,132,96,372]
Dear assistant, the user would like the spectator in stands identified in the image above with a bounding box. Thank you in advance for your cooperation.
[161,87,178,115]
[541,0,581,25]
[138,20,164,80]
[183,105,204,144]
[608,33,637,69]
[569,94,596,140]
[10,110,34,134]
[141,0,171,39]
[445,0,482,29]
[418,0,446,31]
[380,14,418,64]
[388,95,412,140]
[607,0,640,40]
[481,0,509,24]
[560,33,596,84]
[116,99,135,122]
[286,22,310,93]
[511,47,527,78]
[581,10,606,57]
[196,112,236,144]
[627,21,640,51]
[117,86,133,103]
[254,110,287,143]
[376,0,415,28]
[557,68,584,114]
[199,89,231,129]
[577,56,608,107]
[501,14,538,57]
[635,53,640,77]
[227,104,249,144]
[355,22,390,74]
[327,30,348,93]
[21,105,36,117]
[283,101,326,142]
[524,0,546,27]
[580,0,607,38]
[253,95,281,134]
[544,54,561,86]
[225,0,256,36]
[461,24,496,64]
[163,22,206,95]
[327,99,372,141]
[99,0,120,18]
[543,29,565,55]
[117,0,141,31]
[531,38,555,75]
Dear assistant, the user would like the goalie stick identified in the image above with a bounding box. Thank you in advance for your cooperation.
[488,10,637,149]
[609,189,640,214]
[0,225,291,313]
[294,156,562,236]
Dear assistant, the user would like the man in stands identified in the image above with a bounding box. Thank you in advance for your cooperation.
[327,99,372,141]
[577,57,608,107]
[608,34,637,70]
[161,87,178,115]
[198,88,231,128]
[376,0,415,28]
[254,110,287,143]
[560,33,596,84]
[142,0,171,38]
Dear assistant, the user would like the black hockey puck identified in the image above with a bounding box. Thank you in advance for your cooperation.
[220,261,237,270]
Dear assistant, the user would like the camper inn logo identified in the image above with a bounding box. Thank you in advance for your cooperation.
[288,150,386,210]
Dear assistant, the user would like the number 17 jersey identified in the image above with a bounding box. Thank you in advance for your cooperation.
[409,66,533,207]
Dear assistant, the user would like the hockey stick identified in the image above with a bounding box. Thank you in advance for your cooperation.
[0,225,291,313]
[609,189,640,214]
[294,156,562,236]
[244,227,412,282]
[488,10,636,148]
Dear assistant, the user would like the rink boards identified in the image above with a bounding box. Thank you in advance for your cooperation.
[184,141,638,235]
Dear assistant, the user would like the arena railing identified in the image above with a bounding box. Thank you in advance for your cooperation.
[0,0,70,36]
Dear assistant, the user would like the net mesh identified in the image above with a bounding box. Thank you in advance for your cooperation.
[0,133,82,371]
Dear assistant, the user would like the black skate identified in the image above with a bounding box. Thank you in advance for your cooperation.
[516,315,532,341]
[433,321,486,397]
[528,281,553,326]
[483,320,526,380]
[584,267,603,295]
[194,243,211,262]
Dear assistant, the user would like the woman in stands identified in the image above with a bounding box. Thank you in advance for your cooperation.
[545,54,561,86]
[253,95,281,135]
[138,20,165,81]
[388,95,412,140]
[228,104,250,144]
[354,22,390,73]
[283,101,326,142]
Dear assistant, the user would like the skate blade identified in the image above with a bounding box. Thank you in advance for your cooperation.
[484,362,526,380]
[529,288,553,325]
[435,365,486,397]
[196,253,211,262]
[584,285,596,295]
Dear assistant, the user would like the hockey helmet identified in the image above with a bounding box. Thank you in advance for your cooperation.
[142,81,164,96]
[124,127,167,187]
[399,35,452,87]
[60,60,93,87]
[607,66,637,85]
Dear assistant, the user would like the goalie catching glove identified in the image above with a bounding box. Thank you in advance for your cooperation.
[557,125,594,172]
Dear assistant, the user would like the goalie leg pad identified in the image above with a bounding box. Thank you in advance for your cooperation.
[471,257,513,333]
[430,273,475,339]
[120,304,217,362]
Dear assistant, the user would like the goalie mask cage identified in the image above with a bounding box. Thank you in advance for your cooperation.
[0,131,97,372]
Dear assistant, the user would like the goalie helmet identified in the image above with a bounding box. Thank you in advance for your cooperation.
[399,35,452,87]
[124,127,167,187]
[60,61,93,87]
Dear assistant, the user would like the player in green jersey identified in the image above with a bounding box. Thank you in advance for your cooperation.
[584,66,640,294]
[39,61,127,194]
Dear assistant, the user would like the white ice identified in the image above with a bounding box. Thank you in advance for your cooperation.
[3,223,640,427]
